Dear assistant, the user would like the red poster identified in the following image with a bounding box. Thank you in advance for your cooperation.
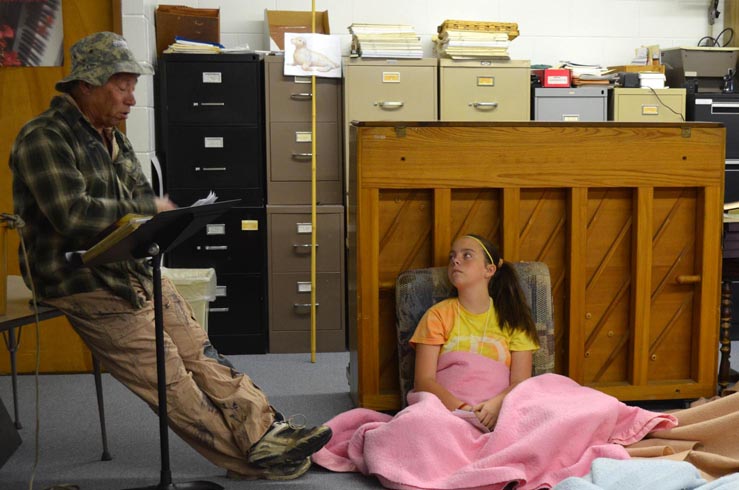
[0,0,63,67]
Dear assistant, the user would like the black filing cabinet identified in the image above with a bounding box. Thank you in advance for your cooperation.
[157,53,268,354]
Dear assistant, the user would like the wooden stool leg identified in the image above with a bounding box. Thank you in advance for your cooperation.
[719,280,733,395]
[92,355,112,461]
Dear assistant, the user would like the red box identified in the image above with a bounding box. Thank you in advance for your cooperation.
[543,68,571,87]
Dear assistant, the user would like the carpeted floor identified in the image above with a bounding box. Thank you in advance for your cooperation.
[0,352,384,490]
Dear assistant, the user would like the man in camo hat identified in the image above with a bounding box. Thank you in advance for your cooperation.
[54,31,153,92]
[9,31,331,481]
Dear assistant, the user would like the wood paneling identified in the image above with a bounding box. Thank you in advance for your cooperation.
[0,1,116,374]
[725,0,739,48]
[348,122,725,410]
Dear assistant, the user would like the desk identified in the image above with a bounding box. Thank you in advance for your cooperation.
[1,275,63,428]
[1,276,111,463]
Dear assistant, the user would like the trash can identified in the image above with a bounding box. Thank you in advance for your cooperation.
[162,267,217,332]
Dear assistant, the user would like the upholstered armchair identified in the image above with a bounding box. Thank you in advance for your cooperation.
[395,262,556,408]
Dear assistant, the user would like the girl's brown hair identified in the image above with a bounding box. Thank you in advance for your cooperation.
[464,234,539,347]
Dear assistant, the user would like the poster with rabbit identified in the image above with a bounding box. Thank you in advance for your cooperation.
[284,33,341,78]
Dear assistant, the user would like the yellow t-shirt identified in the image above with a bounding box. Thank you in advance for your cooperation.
[410,297,538,367]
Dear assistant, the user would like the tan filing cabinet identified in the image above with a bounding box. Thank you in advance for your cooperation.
[264,55,343,205]
[343,57,438,122]
[611,88,686,122]
[439,59,530,121]
[267,205,345,353]
[342,57,438,228]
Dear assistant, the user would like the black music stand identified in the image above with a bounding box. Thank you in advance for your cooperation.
[77,200,239,490]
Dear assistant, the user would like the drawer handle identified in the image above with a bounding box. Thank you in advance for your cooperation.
[204,245,228,251]
[195,102,225,107]
[293,303,320,309]
[470,101,498,109]
[712,103,739,114]
[292,152,313,160]
[676,275,701,284]
[210,307,229,313]
[375,101,404,109]
[195,167,227,172]
[293,243,319,249]
[291,93,313,100]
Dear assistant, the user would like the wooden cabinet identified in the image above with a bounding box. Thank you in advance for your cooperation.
[347,121,725,411]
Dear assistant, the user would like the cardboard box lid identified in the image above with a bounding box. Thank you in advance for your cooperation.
[155,5,220,55]
[264,9,330,51]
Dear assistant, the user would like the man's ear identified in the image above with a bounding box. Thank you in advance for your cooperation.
[77,81,94,94]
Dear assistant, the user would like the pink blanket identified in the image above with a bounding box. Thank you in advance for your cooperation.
[312,352,677,490]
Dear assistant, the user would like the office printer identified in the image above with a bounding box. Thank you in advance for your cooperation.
[662,46,739,93]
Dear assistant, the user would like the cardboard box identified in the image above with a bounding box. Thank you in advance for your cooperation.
[264,9,330,52]
[543,68,571,87]
[155,5,220,55]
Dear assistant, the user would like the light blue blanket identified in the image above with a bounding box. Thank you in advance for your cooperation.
[554,458,739,490]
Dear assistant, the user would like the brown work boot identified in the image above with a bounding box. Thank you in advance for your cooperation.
[227,458,312,481]
[247,418,332,468]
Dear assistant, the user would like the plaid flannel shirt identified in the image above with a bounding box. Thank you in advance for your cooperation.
[10,95,158,307]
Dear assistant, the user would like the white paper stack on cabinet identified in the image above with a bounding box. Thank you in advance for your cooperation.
[348,23,423,59]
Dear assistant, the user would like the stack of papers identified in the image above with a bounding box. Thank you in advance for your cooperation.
[559,61,617,86]
[435,20,518,60]
[164,37,224,54]
[164,37,252,55]
[435,31,510,60]
[348,23,423,59]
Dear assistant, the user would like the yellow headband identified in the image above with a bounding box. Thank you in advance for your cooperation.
[464,235,494,265]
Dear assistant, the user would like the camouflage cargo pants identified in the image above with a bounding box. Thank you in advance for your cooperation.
[46,277,275,477]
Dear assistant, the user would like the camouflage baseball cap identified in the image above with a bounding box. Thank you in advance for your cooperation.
[55,32,153,92]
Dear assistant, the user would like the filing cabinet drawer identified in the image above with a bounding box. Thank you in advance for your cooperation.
[440,59,530,121]
[344,57,438,121]
[165,126,263,190]
[267,178,342,206]
[611,88,686,122]
[208,273,267,354]
[268,272,345,352]
[265,56,340,122]
[268,122,341,181]
[534,87,608,122]
[267,205,344,272]
[692,94,739,159]
[727,159,739,202]
[166,206,266,273]
[160,54,262,125]
[267,121,342,204]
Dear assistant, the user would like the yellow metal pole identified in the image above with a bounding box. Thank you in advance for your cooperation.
[310,0,317,363]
